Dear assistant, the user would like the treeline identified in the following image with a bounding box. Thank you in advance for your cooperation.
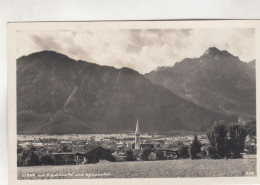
[207,122,247,159]
[124,122,255,161]
[17,145,75,166]
[17,147,54,166]
[17,145,116,166]
[186,122,255,159]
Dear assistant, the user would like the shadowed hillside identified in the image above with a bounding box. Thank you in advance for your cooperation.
[17,50,236,134]
[145,47,256,124]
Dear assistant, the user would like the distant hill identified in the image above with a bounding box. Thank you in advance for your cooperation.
[145,47,256,123]
[17,51,236,134]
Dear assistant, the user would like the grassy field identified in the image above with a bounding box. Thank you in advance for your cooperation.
[18,159,256,179]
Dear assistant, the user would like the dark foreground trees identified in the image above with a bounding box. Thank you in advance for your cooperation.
[18,145,116,166]
[124,149,137,161]
[18,147,53,166]
[178,145,189,159]
[155,149,164,160]
[140,148,153,161]
[190,135,201,159]
[227,124,247,158]
[207,122,228,159]
[207,122,247,159]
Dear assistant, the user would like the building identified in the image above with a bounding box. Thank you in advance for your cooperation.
[162,147,179,159]
[112,151,127,162]
[52,145,115,165]
[148,152,157,160]
[135,118,141,150]
[140,143,154,150]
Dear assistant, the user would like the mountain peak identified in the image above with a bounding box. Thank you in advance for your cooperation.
[145,46,256,124]
[206,47,220,52]
[202,47,239,61]
[18,50,71,61]
[204,47,227,56]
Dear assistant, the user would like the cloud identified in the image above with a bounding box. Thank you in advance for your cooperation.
[16,28,255,74]
[31,35,62,51]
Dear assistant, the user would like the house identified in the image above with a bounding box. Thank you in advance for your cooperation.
[73,145,115,164]
[162,147,179,159]
[140,143,154,150]
[153,140,165,148]
[126,142,133,148]
[112,152,126,162]
[52,145,115,165]
[153,139,165,144]
[18,142,31,148]
[117,142,126,148]
[52,152,75,165]
[60,140,73,144]
[33,142,44,147]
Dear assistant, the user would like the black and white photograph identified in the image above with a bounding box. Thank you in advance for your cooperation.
[7,21,259,183]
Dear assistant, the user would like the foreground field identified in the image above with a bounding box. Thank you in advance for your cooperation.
[18,159,256,179]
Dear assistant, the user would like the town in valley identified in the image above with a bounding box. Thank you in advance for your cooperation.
[17,118,256,165]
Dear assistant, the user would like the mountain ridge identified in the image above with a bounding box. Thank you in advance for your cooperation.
[145,47,256,124]
[17,50,236,135]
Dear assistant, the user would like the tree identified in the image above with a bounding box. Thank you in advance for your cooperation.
[17,146,40,166]
[17,145,23,155]
[190,135,201,159]
[17,149,29,166]
[140,148,153,161]
[227,124,247,158]
[245,122,256,139]
[155,149,164,160]
[26,150,39,166]
[201,148,207,158]
[39,153,54,165]
[52,154,63,165]
[246,145,256,154]
[207,122,228,159]
[179,145,189,159]
[124,149,136,161]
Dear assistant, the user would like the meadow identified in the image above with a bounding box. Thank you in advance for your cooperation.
[17,158,256,179]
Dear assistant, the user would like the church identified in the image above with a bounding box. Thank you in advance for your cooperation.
[134,118,154,151]
[135,118,141,150]
[132,119,178,160]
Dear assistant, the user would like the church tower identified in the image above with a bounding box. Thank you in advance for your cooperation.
[135,118,141,150]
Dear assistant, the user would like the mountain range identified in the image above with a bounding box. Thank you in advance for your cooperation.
[16,48,255,134]
[145,47,256,124]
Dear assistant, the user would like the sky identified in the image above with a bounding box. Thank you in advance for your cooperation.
[16,28,255,74]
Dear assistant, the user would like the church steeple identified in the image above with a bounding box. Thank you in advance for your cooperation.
[135,118,140,136]
[135,118,141,150]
